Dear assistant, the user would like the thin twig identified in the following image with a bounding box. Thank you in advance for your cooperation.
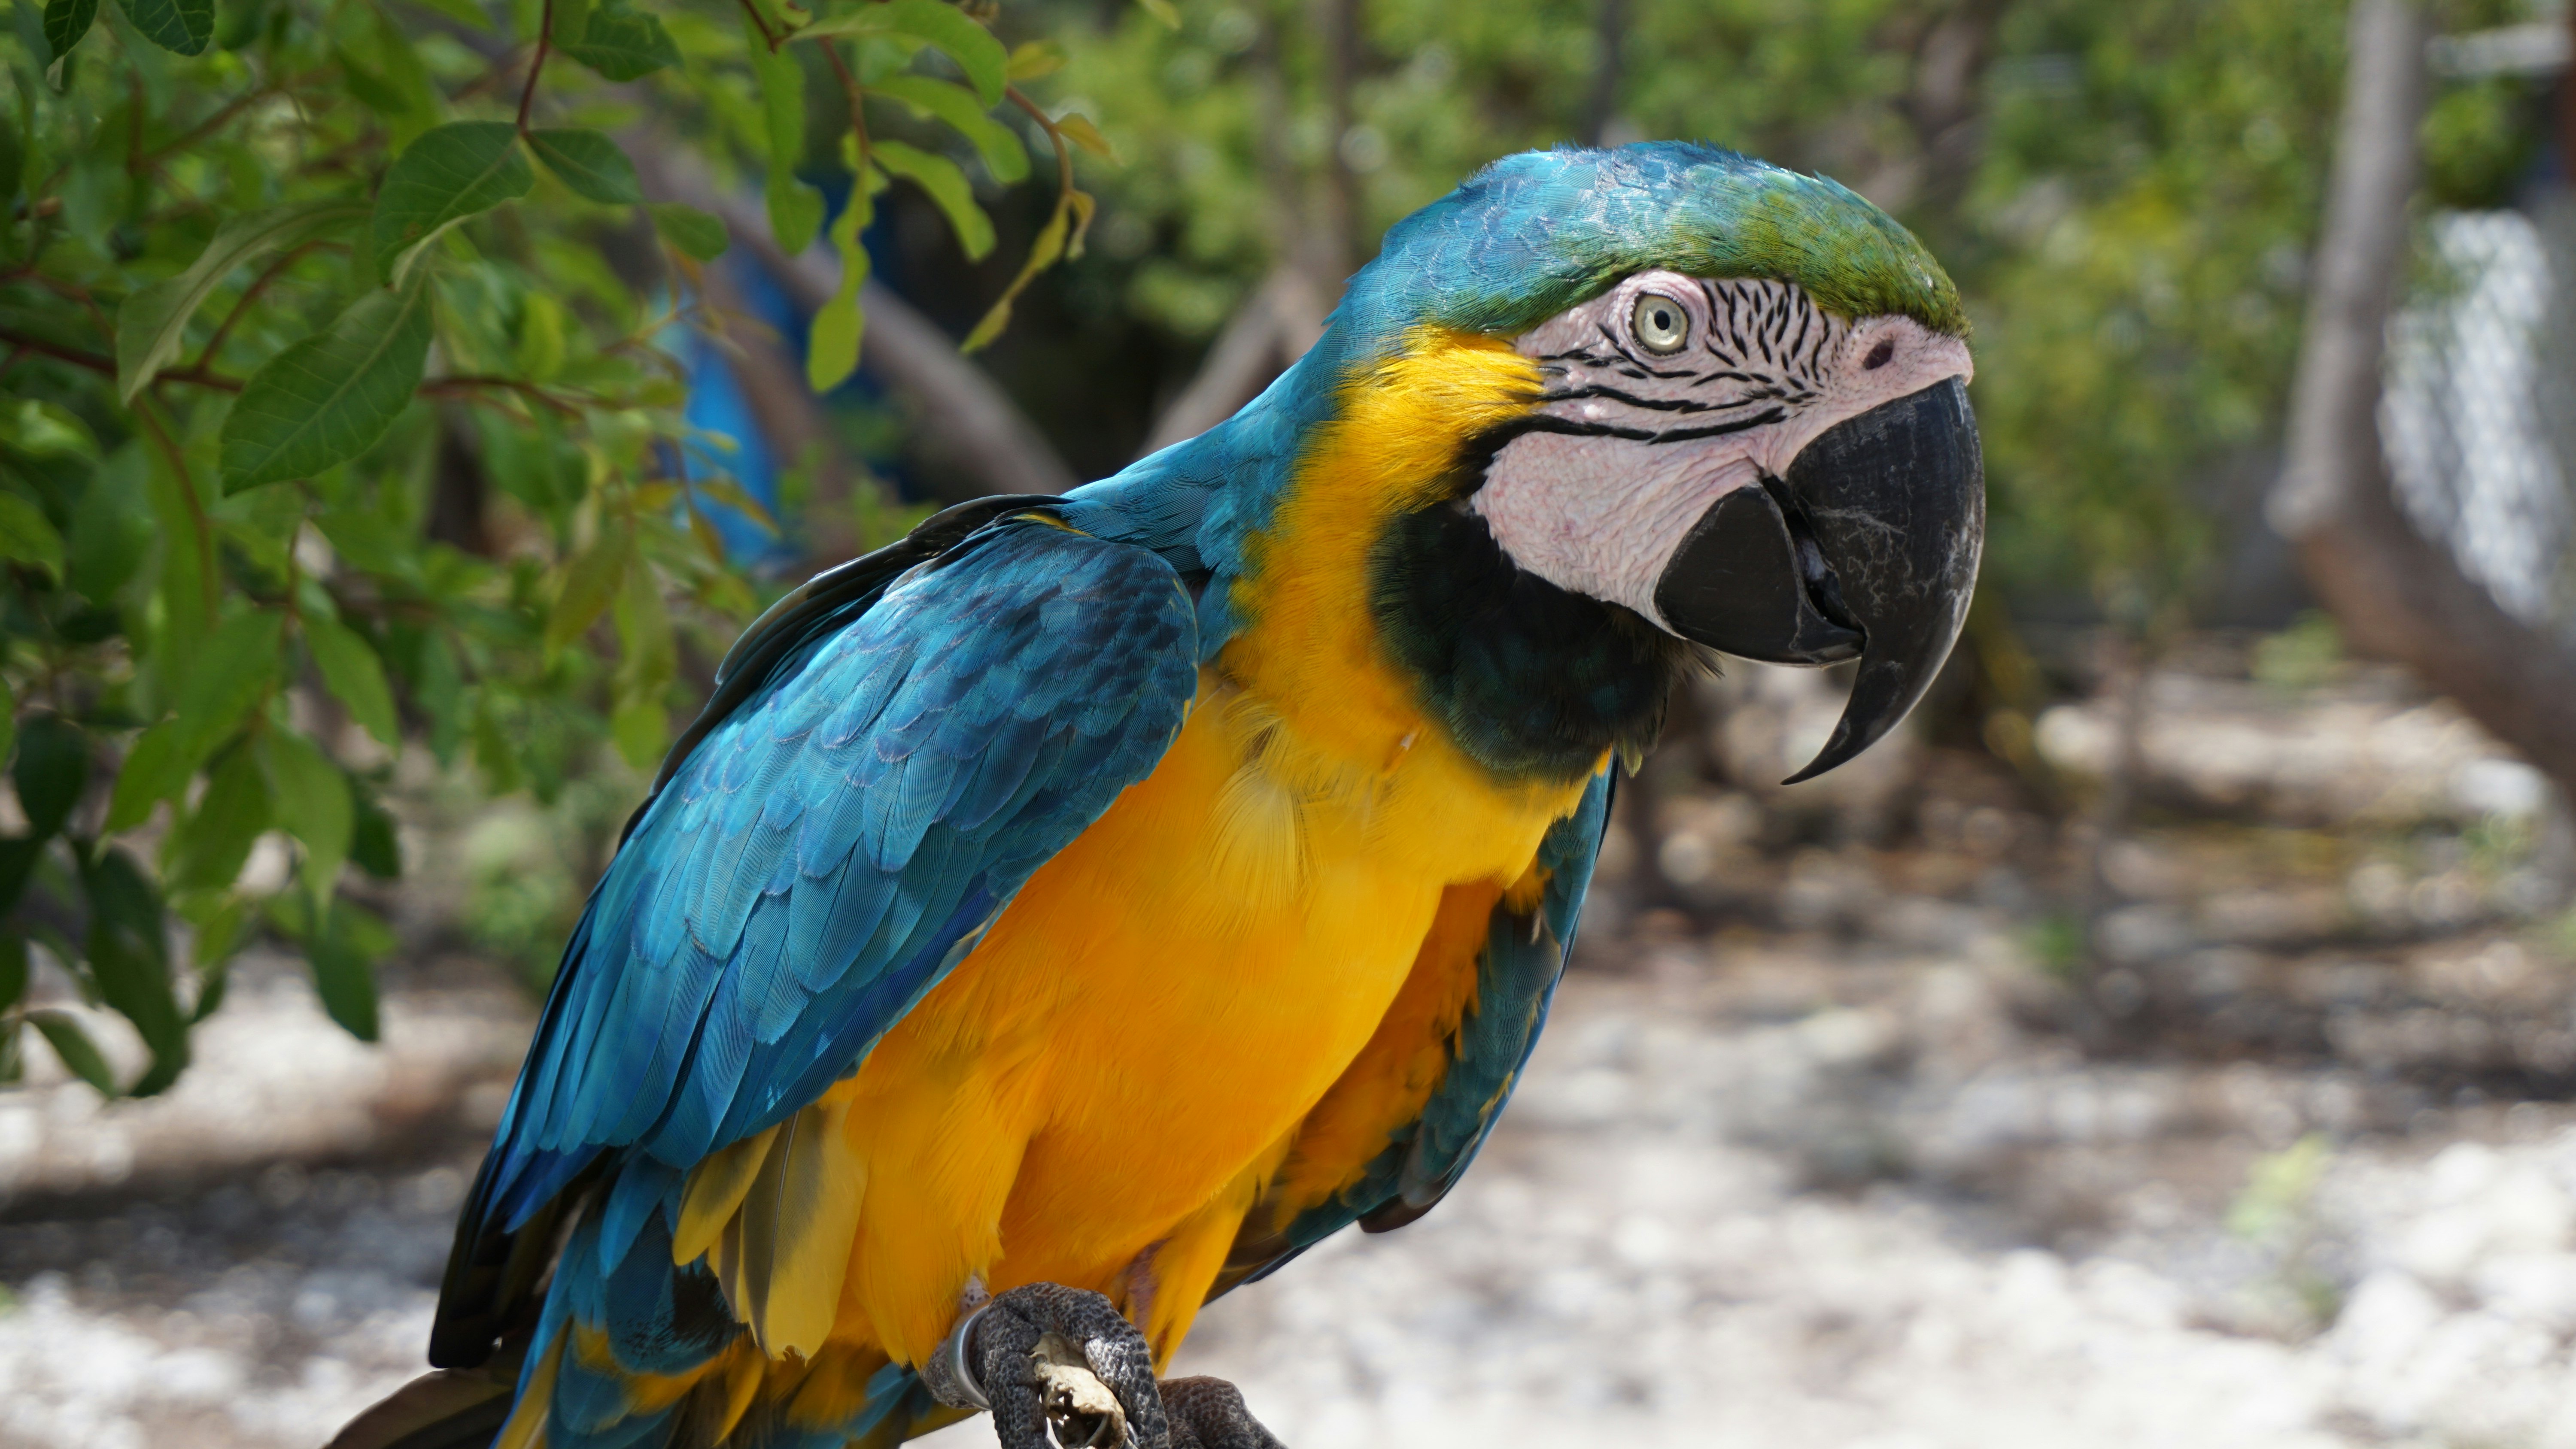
[1008,87,1075,197]
[137,79,287,167]
[734,0,781,52]
[516,0,554,133]
[420,375,588,418]
[822,42,869,157]
[0,326,245,392]
[191,241,330,373]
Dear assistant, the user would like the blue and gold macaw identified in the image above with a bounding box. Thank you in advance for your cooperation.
[334,142,1981,1449]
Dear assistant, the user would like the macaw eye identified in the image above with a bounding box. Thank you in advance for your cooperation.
[1631,293,1689,354]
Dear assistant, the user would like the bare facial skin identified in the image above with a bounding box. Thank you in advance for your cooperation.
[1471,269,1974,633]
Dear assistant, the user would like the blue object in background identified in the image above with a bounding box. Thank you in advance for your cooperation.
[669,175,908,573]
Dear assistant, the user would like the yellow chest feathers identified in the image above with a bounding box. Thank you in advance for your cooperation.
[1206,325,1590,895]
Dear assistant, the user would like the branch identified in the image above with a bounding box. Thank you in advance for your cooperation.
[0,326,243,391]
[1137,267,1327,455]
[516,0,553,133]
[192,241,331,372]
[2269,0,2576,792]
[626,139,1079,501]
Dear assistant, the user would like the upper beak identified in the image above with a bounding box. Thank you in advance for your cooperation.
[1650,376,1984,783]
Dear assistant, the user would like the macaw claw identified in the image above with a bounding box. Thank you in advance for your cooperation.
[1159,1377,1288,1449]
[926,1282,1287,1449]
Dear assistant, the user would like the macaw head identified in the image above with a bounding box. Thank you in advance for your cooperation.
[1321,142,1982,782]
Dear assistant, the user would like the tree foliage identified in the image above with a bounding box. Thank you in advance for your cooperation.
[0,0,1114,1093]
[1045,0,2543,619]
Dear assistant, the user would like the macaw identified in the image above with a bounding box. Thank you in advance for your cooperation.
[334,141,1981,1449]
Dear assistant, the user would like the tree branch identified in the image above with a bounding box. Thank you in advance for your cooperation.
[2269,0,2576,792]
[0,326,242,391]
[516,0,553,133]
[623,141,1078,501]
[1137,267,1327,455]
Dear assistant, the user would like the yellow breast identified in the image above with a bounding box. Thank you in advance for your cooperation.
[665,328,1596,1426]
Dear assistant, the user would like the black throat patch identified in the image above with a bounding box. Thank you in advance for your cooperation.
[1367,443,1689,785]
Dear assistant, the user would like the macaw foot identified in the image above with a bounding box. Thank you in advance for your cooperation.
[923,1283,1286,1449]
[1157,1376,1287,1449]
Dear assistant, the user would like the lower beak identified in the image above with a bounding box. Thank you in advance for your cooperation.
[1651,376,1984,783]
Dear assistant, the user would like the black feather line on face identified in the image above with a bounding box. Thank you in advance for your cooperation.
[1367,431,1688,785]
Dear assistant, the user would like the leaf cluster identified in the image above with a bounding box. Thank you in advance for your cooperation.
[0,0,1115,1093]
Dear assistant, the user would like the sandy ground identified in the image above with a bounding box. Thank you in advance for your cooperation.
[11,904,2576,1449]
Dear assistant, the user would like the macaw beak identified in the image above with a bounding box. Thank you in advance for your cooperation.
[1650,376,1984,783]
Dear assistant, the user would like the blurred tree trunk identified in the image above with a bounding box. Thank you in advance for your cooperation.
[2270,0,2576,794]
[1138,267,1330,453]
[1580,0,1630,147]
[1139,2,1364,453]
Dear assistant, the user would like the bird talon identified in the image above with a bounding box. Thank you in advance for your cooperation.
[927,1282,1171,1449]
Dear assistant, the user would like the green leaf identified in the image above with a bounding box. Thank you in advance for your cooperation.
[115,0,209,55]
[747,22,822,254]
[870,74,1027,184]
[766,171,824,258]
[807,171,872,391]
[405,0,491,30]
[558,0,679,81]
[871,140,993,260]
[548,519,632,651]
[304,900,384,1040]
[611,697,665,770]
[104,608,285,831]
[13,714,87,838]
[41,0,95,64]
[28,1010,115,1094]
[526,127,642,205]
[172,609,288,744]
[350,787,400,879]
[83,846,183,1093]
[219,276,434,494]
[0,836,41,915]
[67,470,149,607]
[165,746,268,891]
[963,190,1077,352]
[548,0,590,43]
[0,110,20,201]
[0,493,64,578]
[105,721,186,831]
[115,201,366,403]
[258,729,351,903]
[0,676,15,775]
[648,203,729,260]
[85,843,166,967]
[337,43,411,116]
[1054,112,1119,165]
[690,476,777,534]
[304,615,399,748]
[371,9,441,141]
[370,121,535,284]
[0,932,25,1012]
[1134,0,1178,27]
[1004,39,1064,82]
[802,0,1005,106]
[415,630,464,766]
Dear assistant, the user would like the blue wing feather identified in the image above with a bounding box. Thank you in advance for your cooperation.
[431,513,1197,1368]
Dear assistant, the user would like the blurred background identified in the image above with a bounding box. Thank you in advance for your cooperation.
[9,0,2576,1444]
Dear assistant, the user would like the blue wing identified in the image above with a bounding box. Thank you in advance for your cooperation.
[1218,770,1613,1290]
[431,507,1197,1366]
